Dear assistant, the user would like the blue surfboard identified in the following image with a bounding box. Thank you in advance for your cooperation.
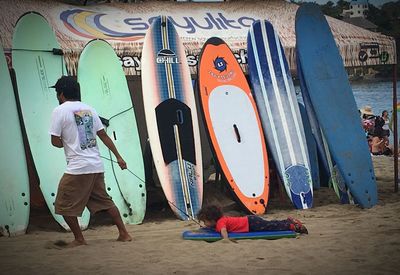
[298,103,320,189]
[296,3,377,208]
[297,58,352,204]
[182,228,296,241]
[247,20,313,209]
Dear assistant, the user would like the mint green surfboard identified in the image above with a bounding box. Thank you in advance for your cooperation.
[78,39,146,224]
[0,46,30,237]
[12,12,90,230]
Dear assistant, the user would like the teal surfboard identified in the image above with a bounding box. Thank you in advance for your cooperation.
[78,39,146,224]
[0,47,30,236]
[12,12,90,229]
[296,4,377,208]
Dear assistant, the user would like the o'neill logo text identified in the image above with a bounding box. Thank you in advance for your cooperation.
[156,49,179,64]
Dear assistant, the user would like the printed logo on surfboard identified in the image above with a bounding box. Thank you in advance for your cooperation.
[213,56,227,72]
[208,56,235,82]
[156,49,180,64]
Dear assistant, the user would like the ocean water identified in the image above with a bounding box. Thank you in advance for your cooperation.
[295,80,399,143]
[351,81,399,117]
[295,81,398,115]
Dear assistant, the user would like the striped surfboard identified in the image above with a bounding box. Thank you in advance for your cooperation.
[247,20,313,209]
[141,16,203,220]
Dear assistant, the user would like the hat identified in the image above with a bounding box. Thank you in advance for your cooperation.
[49,76,80,100]
[360,105,374,117]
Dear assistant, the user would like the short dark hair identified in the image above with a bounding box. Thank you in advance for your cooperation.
[50,76,80,100]
[197,205,223,222]
[382,110,388,116]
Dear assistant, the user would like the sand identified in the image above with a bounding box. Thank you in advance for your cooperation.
[1,156,399,275]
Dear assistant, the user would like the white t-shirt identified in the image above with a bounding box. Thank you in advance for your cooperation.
[49,101,104,174]
[383,117,390,130]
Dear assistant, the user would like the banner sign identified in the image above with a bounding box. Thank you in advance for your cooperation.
[0,0,396,76]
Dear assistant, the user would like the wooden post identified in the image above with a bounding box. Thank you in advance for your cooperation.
[393,64,398,193]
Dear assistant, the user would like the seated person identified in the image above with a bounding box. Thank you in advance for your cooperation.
[360,106,375,136]
[370,136,392,156]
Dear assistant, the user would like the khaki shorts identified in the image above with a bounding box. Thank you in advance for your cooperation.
[55,173,115,217]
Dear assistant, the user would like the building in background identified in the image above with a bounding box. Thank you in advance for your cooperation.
[342,0,369,18]
[342,0,378,32]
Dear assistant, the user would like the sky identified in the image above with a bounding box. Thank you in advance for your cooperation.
[306,0,395,7]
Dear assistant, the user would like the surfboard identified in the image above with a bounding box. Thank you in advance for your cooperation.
[182,228,296,242]
[298,103,320,189]
[12,12,90,229]
[297,60,330,187]
[78,39,146,224]
[298,61,352,203]
[197,37,269,214]
[247,20,313,209]
[296,3,377,208]
[141,16,203,220]
[0,47,30,237]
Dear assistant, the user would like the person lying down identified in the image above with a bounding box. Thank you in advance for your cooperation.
[197,205,308,243]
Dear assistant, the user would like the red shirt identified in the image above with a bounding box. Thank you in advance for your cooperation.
[215,216,249,233]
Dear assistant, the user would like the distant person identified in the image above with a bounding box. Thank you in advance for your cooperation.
[360,105,375,136]
[374,110,390,145]
[49,76,132,248]
[197,205,308,243]
[381,110,390,137]
[360,105,375,120]
[370,136,392,156]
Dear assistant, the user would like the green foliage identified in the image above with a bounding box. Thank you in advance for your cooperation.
[366,1,400,75]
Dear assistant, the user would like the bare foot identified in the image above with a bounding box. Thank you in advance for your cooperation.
[117,233,132,242]
[66,239,88,247]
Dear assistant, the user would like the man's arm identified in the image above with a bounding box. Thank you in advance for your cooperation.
[97,129,127,170]
[51,135,63,148]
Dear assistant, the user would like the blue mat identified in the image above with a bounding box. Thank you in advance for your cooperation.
[182,228,297,241]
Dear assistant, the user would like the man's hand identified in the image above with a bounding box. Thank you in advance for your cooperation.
[117,157,127,170]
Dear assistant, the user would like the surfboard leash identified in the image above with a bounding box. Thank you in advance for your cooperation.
[100,155,203,228]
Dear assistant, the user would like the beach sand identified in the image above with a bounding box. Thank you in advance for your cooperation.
[1,156,399,275]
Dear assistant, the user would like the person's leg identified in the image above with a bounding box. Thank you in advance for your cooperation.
[106,206,132,242]
[63,216,87,246]
[55,174,93,247]
[88,173,132,241]
[248,215,293,231]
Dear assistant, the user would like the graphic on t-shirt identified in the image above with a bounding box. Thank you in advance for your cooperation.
[74,110,96,150]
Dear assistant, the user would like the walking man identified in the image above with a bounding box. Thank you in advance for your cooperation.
[49,76,132,247]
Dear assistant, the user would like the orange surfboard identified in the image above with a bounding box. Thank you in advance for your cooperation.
[197,37,269,214]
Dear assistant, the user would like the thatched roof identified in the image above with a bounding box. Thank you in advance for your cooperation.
[0,0,396,76]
